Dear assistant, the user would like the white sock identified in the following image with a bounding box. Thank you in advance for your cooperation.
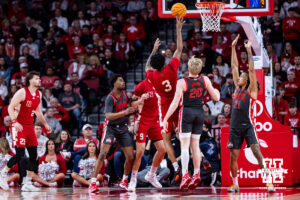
[232,177,238,186]
[172,162,179,172]
[149,166,158,175]
[131,170,138,181]
[181,149,189,176]
[122,175,128,181]
[194,168,200,175]
[91,177,97,183]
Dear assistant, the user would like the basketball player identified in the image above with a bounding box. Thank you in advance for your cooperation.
[227,35,275,193]
[89,74,136,193]
[145,17,184,184]
[0,71,51,191]
[163,56,220,190]
[127,79,166,192]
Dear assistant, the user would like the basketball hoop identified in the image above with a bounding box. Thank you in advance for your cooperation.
[195,2,226,32]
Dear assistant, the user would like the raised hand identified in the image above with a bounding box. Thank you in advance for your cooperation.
[244,40,252,50]
[176,17,185,31]
[153,38,161,53]
[232,34,240,47]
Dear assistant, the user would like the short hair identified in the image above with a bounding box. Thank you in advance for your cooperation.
[225,73,233,79]
[34,123,43,128]
[110,74,123,87]
[150,53,165,71]
[289,102,297,108]
[278,86,285,91]
[188,56,203,75]
[25,71,40,87]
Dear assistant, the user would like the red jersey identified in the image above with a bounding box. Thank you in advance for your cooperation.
[145,57,180,100]
[280,81,299,98]
[284,111,300,128]
[133,80,159,124]
[17,87,40,125]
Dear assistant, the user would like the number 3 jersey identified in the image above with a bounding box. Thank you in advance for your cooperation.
[145,57,180,100]
[17,87,41,125]
[230,88,256,128]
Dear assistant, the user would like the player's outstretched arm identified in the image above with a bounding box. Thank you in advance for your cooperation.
[204,76,220,101]
[231,34,240,88]
[163,79,185,132]
[173,17,185,60]
[245,40,258,99]
[8,88,25,131]
[145,38,161,72]
[130,93,149,108]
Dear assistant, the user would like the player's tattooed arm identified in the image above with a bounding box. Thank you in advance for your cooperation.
[145,38,161,71]
[231,34,240,88]
[245,40,258,99]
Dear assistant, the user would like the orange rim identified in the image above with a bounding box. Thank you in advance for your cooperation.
[195,2,225,14]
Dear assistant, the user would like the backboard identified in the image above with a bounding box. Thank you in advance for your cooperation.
[158,0,274,18]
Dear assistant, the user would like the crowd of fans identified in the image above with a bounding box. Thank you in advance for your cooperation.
[0,0,299,188]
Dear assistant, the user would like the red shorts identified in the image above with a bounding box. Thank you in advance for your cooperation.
[135,120,162,143]
[160,98,179,133]
[11,124,37,148]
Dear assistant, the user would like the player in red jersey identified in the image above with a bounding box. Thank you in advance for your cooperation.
[0,71,51,192]
[145,17,184,184]
[127,79,166,192]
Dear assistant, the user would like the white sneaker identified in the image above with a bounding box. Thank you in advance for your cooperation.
[33,182,42,187]
[267,183,276,193]
[73,180,81,187]
[128,180,136,192]
[21,182,41,192]
[145,172,162,188]
[49,182,57,187]
[0,172,9,190]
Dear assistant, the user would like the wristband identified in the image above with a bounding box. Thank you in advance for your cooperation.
[11,119,18,124]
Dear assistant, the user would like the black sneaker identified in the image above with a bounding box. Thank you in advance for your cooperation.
[171,168,181,186]
[202,157,212,171]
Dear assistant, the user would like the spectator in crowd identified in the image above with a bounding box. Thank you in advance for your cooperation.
[50,18,66,36]
[164,48,173,65]
[86,55,107,79]
[4,33,16,61]
[0,75,8,100]
[47,33,69,63]
[19,34,39,59]
[212,23,231,46]
[282,7,300,48]
[101,48,118,75]
[221,103,232,125]
[19,16,37,40]
[178,52,189,78]
[71,72,88,108]
[114,32,130,64]
[52,79,64,98]
[41,67,60,89]
[33,124,49,158]
[58,81,82,129]
[281,42,297,65]
[238,50,248,72]
[68,55,88,80]
[294,55,300,83]
[127,0,145,13]
[102,24,118,49]
[42,88,54,111]
[273,86,289,124]
[76,10,90,28]
[80,26,93,46]
[212,68,223,87]
[10,63,28,85]
[68,35,85,60]
[284,102,300,128]
[44,108,62,139]
[206,98,224,117]
[0,116,11,140]
[55,130,74,169]
[122,15,146,49]
[73,124,99,173]
[203,104,215,126]
[50,98,70,128]
[212,35,226,56]
[71,141,105,187]
[280,0,298,18]
[280,70,299,102]
[266,10,283,58]
[212,113,229,146]
[212,54,230,77]
[0,56,13,86]
[220,73,235,102]
[273,62,287,86]
[61,26,75,47]
[52,8,68,32]
[266,43,278,62]
[0,138,19,187]
[32,140,66,187]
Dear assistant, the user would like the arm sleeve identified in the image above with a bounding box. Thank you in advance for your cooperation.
[104,96,114,113]
[169,57,181,73]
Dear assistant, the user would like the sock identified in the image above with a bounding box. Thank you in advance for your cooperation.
[194,168,200,175]
[181,149,189,176]
[131,170,138,181]
[232,177,238,186]
[172,162,179,172]
[122,175,128,181]
[266,173,272,184]
[150,166,158,175]
[91,177,97,183]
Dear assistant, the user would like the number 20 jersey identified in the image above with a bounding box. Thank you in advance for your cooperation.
[230,88,255,128]
[145,57,180,100]
[182,76,206,107]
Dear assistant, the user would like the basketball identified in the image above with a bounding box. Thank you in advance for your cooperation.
[171,3,187,18]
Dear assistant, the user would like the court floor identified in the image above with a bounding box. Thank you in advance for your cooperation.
[1,186,300,200]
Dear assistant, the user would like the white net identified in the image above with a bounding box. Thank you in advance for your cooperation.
[196,2,225,32]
